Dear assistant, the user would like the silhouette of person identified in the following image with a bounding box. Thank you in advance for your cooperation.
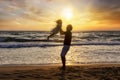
[47,19,62,40]
[60,24,73,70]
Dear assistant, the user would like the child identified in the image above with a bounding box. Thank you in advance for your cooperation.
[47,19,62,40]
[60,24,73,70]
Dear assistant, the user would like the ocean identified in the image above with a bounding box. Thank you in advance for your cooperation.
[0,31,120,65]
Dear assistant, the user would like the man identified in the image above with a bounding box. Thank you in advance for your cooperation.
[60,24,73,70]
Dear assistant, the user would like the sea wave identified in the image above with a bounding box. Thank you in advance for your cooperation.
[0,31,120,48]
[0,36,120,42]
[0,42,120,48]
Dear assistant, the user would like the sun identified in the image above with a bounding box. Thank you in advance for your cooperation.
[62,8,73,20]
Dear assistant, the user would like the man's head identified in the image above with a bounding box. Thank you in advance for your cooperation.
[56,19,62,24]
[67,24,73,31]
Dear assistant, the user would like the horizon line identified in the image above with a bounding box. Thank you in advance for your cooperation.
[0,30,120,32]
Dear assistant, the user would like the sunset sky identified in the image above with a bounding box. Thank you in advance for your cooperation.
[0,0,120,31]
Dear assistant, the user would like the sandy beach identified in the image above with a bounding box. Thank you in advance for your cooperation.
[0,64,120,80]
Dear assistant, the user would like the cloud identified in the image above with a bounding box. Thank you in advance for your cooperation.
[91,0,120,24]
[0,0,58,27]
[0,0,120,31]
[0,0,26,19]
[0,0,48,23]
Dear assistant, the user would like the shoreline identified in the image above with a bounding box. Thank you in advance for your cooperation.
[0,63,120,72]
[0,63,120,80]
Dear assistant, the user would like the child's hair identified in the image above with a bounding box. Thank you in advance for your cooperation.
[56,19,62,24]
[67,24,73,31]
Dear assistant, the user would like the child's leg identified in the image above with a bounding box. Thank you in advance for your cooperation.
[47,33,55,40]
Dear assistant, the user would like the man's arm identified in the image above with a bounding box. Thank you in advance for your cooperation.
[60,27,65,35]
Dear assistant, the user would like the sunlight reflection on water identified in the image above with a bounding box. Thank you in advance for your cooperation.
[0,45,120,65]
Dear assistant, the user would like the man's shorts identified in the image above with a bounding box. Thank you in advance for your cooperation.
[61,45,70,57]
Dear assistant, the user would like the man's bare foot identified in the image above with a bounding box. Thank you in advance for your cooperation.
[60,66,66,71]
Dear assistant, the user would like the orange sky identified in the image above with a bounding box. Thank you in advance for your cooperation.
[0,0,120,31]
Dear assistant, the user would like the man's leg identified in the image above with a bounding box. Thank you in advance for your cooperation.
[61,56,66,70]
[60,46,69,70]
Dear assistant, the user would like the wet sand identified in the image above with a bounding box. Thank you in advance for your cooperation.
[0,64,120,80]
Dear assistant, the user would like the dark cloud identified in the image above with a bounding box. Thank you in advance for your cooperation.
[93,0,120,9]
[91,0,120,23]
